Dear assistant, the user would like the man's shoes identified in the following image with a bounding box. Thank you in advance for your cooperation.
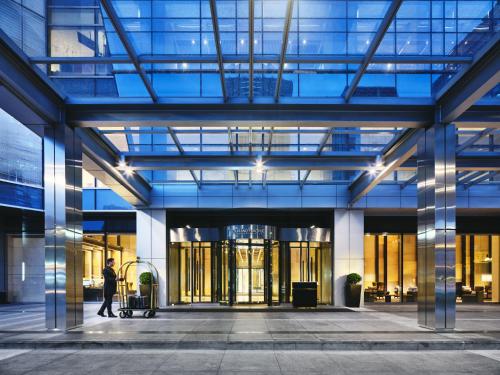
[108,313,118,318]
[97,312,105,317]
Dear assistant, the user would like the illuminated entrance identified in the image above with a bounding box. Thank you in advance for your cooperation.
[168,225,331,306]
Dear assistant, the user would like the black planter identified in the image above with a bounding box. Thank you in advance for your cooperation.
[140,284,151,297]
[345,284,361,307]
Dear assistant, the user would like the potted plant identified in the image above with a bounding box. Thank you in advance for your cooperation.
[345,273,362,307]
[139,272,154,297]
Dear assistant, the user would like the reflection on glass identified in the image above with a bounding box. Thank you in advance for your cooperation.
[365,233,499,304]
[289,241,331,304]
[170,241,212,304]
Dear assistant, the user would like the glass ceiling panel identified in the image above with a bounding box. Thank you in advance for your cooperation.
[40,0,499,100]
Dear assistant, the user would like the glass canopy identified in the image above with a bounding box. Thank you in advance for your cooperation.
[42,0,499,100]
[1,0,498,188]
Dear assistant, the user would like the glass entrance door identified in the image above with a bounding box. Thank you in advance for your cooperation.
[235,241,265,303]
[234,239,267,304]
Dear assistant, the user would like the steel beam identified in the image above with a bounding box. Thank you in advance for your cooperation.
[0,30,64,126]
[100,0,158,102]
[274,0,294,101]
[300,128,335,187]
[67,103,434,128]
[248,0,255,101]
[124,152,382,171]
[189,170,201,188]
[455,105,500,128]
[348,128,424,206]
[464,171,498,189]
[209,0,227,101]
[343,0,403,102]
[456,128,495,153]
[267,127,274,154]
[458,171,490,186]
[400,174,417,189]
[118,151,499,171]
[78,128,151,206]
[437,34,500,123]
[29,54,473,65]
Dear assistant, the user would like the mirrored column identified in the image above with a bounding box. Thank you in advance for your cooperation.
[44,122,83,330]
[417,123,456,330]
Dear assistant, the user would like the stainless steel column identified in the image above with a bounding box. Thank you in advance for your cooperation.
[417,123,456,330]
[44,121,83,330]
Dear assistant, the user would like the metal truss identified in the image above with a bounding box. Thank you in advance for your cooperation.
[209,0,227,101]
[300,128,335,188]
[457,128,495,153]
[275,0,295,101]
[99,0,158,102]
[78,128,151,205]
[30,54,473,65]
[437,33,500,123]
[463,171,498,189]
[120,151,500,171]
[348,129,424,206]
[248,0,255,102]
[166,126,200,188]
[343,0,403,102]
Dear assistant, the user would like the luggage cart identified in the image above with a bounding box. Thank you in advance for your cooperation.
[117,257,159,318]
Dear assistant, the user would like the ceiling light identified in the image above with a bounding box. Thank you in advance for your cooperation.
[255,158,264,173]
[186,225,191,229]
[310,225,316,229]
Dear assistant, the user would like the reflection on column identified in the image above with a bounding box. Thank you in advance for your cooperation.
[44,123,83,330]
[417,123,456,330]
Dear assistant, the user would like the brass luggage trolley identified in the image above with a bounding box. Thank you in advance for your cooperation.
[117,257,159,318]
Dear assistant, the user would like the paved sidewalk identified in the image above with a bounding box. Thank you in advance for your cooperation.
[0,349,500,374]
[0,303,499,350]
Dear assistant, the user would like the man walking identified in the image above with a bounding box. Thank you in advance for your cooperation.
[97,258,118,318]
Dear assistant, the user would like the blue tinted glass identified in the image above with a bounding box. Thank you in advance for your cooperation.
[83,189,96,210]
[299,1,346,18]
[397,74,430,97]
[153,1,200,17]
[348,1,390,18]
[153,73,201,96]
[300,33,346,54]
[457,1,493,18]
[112,0,151,18]
[398,1,430,19]
[115,74,150,97]
[96,190,133,210]
[0,182,43,210]
[299,74,346,96]
[83,220,105,232]
[202,73,223,96]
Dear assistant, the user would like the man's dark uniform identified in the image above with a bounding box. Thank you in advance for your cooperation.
[98,266,117,316]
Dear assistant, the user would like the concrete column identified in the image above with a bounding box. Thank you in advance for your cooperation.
[333,209,364,306]
[417,123,456,330]
[44,122,83,330]
[136,209,167,307]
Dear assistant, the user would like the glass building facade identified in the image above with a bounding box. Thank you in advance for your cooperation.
[0,0,498,333]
